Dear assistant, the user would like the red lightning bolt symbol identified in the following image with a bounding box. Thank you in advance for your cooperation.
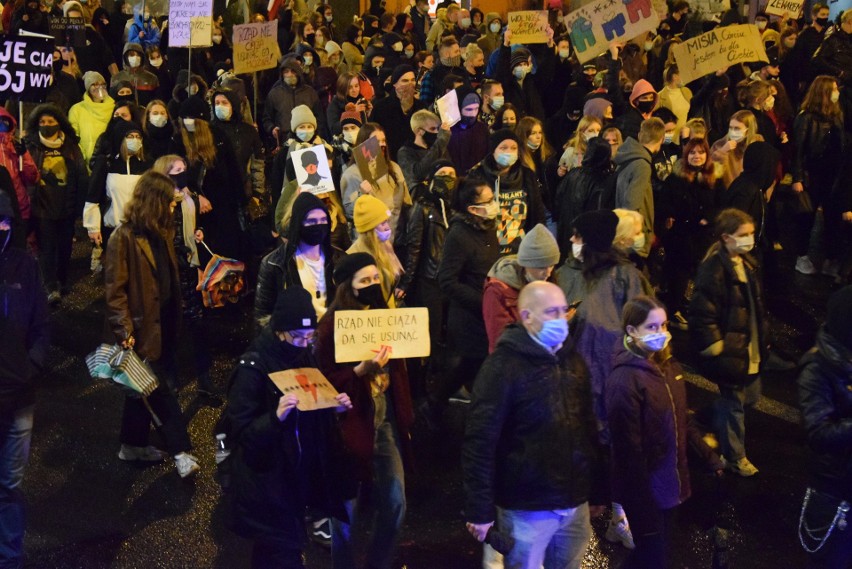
[295,374,318,402]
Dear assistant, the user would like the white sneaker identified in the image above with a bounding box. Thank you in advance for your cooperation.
[725,456,759,477]
[174,452,200,478]
[822,259,840,278]
[606,516,636,549]
[118,444,168,462]
[796,256,816,275]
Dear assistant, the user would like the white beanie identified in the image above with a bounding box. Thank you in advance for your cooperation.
[290,104,317,131]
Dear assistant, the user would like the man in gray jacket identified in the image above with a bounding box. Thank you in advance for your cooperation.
[262,58,327,143]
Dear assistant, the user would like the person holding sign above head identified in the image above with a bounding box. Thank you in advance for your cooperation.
[496,27,556,121]
[314,252,414,569]
[226,286,354,569]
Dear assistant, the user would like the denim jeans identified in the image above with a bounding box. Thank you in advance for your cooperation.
[0,405,34,569]
[714,376,761,461]
[494,503,592,569]
[331,392,406,569]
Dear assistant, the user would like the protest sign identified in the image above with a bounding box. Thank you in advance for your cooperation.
[671,24,768,86]
[436,89,460,127]
[507,11,549,44]
[354,136,388,183]
[232,21,280,74]
[564,0,660,63]
[169,0,213,47]
[291,145,335,195]
[0,35,54,103]
[50,17,85,47]
[334,308,430,363]
[765,0,803,17]
[692,0,731,15]
[268,368,340,411]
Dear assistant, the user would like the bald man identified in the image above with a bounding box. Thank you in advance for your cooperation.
[462,282,601,569]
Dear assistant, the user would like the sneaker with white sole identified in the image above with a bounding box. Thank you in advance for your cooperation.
[118,444,168,462]
[174,452,200,478]
[796,256,816,275]
[605,516,636,549]
[725,456,759,477]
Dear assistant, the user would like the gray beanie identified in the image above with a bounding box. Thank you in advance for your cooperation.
[83,71,105,92]
[517,224,560,268]
[290,104,317,131]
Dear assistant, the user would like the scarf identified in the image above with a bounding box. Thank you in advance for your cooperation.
[39,132,64,149]
[180,189,199,266]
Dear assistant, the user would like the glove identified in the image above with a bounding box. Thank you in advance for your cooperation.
[13,139,26,156]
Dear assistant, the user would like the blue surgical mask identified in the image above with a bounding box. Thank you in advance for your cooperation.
[536,318,569,348]
[490,96,504,110]
[513,65,529,80]
[636,331,671,352]
[376,228,392,242]
[495,151,518,167]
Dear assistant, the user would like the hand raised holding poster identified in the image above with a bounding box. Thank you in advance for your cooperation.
[291,145,335,195]
[169,0,214,47]
[334,308,430,363]
[436,89,461,127]
[765,0,803,17]
[232,21,281,74]
[564,0,660,63]
[354,136,388,183]
[670,24,768,86]
[507,11,550,44]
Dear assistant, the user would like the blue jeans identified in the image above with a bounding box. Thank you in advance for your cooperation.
[496,504,592,569]
[0,405,34,569]
[331,392,406,569]
[715,376,761,461]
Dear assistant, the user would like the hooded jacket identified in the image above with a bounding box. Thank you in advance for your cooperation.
[0,108,40,221]
[614,137,654,257]
[608,55,658,141]
[210,87,265,197]
[476,12,502,59]
[69,91,116,163]
[482,255,525,353]
[721,141,779,243]
[127,9,161,49]
[110,42,160,104]
[262,59,325,139]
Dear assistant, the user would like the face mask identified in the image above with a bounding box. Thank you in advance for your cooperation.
[303,55,313,66]
[526,139,541,150]
[473,199,499,220]
[442,55,461,67]
[632,233,646,251]
[91,87,106,102]
[170,171,189,188]
[149,114,168,128]
[405,49,414,58]
[284,75,298,87]
[831,90,840,103]
[733,234,754,253]
[392,42,403,52]
[636,99,655,113]
[300,223,329,246]
[354,283,387,309]
[53,59,64,73]
[296,127,315,142]
[495,151,518,167]
[756,20,767,30]
[816,17,829,27]
[127,54,142,68]
[583,131,599,141]
[211,34,223,44]
[421,130,438,146]
[215,105,232,120]
[460,115,477,127]
[343,129,359,145]
[187,84,199,95]
[490,22,501,33]
[39,124,60,138]
[535,317,569,348]
[513,65,530,80]
[376,228,392,242]
[490,96,504,110]
[125,137,142,153]
[433,174,456,193]
[784,39,795,48]
[183,118,196,132]
[664,133,674,144]
[325,14,333,22]
[728,128,745,141]
[461,17,471,28]
[763,95,775,110]
[645,41,654,51]
[572,242,583,260]
[149,57,163,68]
[558,48,571,59]
[635,331,672,352]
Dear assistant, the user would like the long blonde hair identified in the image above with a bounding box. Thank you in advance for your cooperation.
[179,119,217,168]
[566,115,603,156]
[358,229,403,299]
[728,110,760,147]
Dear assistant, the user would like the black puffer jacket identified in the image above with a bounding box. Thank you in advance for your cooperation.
[463,324,599,523]
[399,187,450,295]
[797,328,852,501]
[689,247,768,387]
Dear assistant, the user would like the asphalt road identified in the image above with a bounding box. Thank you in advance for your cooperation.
[19,229,841,569]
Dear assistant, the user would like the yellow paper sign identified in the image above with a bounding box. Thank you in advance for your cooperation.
[232,21,281,74]
[168,0,213,47]
[268,368,340,411]
[333,307,430,363]
[671,24,769,86]
[507,11,549,45]
[764,0,803,17]
[564,0,661,64]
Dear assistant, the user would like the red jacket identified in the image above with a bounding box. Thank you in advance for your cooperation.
[482,256,524,353]
[0,107,39,221]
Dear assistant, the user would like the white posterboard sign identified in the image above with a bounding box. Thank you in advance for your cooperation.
[334,308,430,363]
[291,145,335,195]
[169,0,213,47]
[764,0,803,17]
[436,89,460,127]
[564,0,660,64]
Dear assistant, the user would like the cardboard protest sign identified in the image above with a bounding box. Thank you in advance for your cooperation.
[436,89,460,127]
[169,0,213,47]
[765,0,803,17]
[268,368,340,411]
[354,136,388,183]
[0,35,54,103]
[671,24,768,86]
[50,17,85,47]
[507,11,549,44]
[232,21,280,74]
[334,308,430,363]
[291,145,335,195]
[692,0,731,15]
[564,0,660,63]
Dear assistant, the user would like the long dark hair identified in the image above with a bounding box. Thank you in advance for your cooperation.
[124,171,175,236]
[622,295,671,362]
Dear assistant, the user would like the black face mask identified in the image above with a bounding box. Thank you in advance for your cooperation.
[53,59,64,73]
[460,115,477,127]
[422,130,438,146]
[39,124,61,138]
[635,99,656,114]
[170,171,189,189]
[274,337,309,363]
[816,17,829,27]
[355,283,387,309]
[300,223,329,246]
[432,175,455,198]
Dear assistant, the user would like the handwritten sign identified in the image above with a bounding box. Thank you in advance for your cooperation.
[268,368,340,411]
[507,11,549,44]
[169,0,213,47]
[671,24,769,86]
[564,0,660,63]
[291,145,335,195]
[333,307,430,363]
[436,89,460,127]
[0,35,53,103]
[50,17,85,47]
[765,0,803,17]
[692,0,731,15]
[232,21,280,74]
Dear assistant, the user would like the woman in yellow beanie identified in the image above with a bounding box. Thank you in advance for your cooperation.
[348,194,404,307]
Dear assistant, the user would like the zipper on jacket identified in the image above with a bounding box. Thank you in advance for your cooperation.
[294,409,303,466]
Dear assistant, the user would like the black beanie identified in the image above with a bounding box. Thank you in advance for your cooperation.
[488,128,521,154]
[287,192,329,245]
[179,95,209,119]
[391,63,415,85]
[573,210,618,253]
[825,285,852,350]
[270,287,317,332]
[333,252,376,285]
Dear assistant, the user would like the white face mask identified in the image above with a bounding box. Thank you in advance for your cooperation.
[490,22,501,33]
[763,95,775,110]
[632,233,646,251]
[376,228,392,242]
[733,234,755,253]
[149,113,168,128]
[125,137,142,153]
[473,200,499,220]
[212,35,223,44]
[583,131,599,141]
[392,42,403,52]
[296,127,315,142]
[831,90,840,103]
[645,41,654,51]
[558,48,570,59]
[215,105,232,120]
[490,95,504,110]
[728,128,745,142]
[756,20,767,30]
[187,84,199,95]
[460,17,471,28]
[343,128,359,145]
[572,242,584,260]
[149,57,163,68]
[664,133,674,144]
[303,55,313,66]
[127,55,141,68]
[183,118,196,132]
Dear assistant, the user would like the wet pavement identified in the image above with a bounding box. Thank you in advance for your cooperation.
[20,232,843,568]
